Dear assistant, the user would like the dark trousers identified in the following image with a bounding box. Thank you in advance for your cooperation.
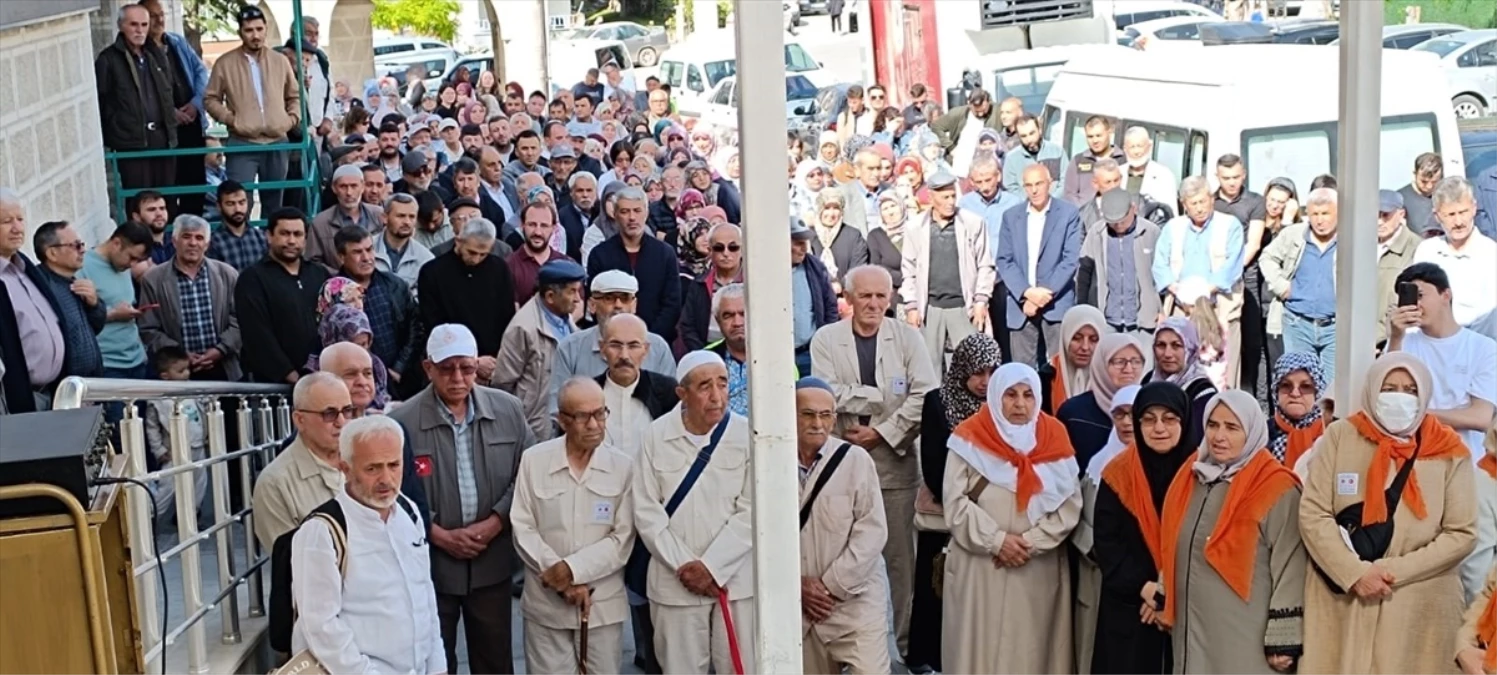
[1009,317,1061,370]
[1239,290,1269,398]
[830,13,842,31]
[906,530,947,670]
[224,137,289,215]
[990,281,1013,361]
[631,602,662,673]
[117,128,176,194]
[438,580,513,674]
[174,122,206,216]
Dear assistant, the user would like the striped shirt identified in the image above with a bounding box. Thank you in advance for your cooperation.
[438,397,479,524]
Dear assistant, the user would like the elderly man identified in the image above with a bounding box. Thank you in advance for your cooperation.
[900,171,995,376]
[1154,175,1247,381]
[372,193,432,291]
[30,221,104,381]
[252,372,353,548]
[389,323,535,674]
[591,313,678,458]
[1078,188,1162,337]
[810,264,937,661]
[790,218,842,376]
[95,4,177,190]
[417,217,517,379]
[139,0,210,215]
[633,350,756,674]
[288,415,443,675]
[333,226,422,391]
[1260,187,1340,381]
[549,271,677,416]
[495,259,586,440]
[1121,126,1177,208]
[704,284,752,416]
[138,215,242,381]
[1375,190,1421,345]
[204,5,300,213]
[793,377,890,675]
[558,171,598,262]
[307,165,385,270]
[511,377,635,674]
[840,149,889,234]
[1062,115,1128,206]
[958,155,1023,241]
[587,186,682,342]
[315,341,428,519]
[1413,176,1497,338]
[0,190,67,412]
[1078,159,1125,229]
[995,164,1084,368]
[507,202,572,306]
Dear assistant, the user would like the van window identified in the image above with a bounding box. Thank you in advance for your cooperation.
[597,45,630,69]
[374,43,414,56]
[704,60,736,87]
[1243,126,1332,196]
[422,42,445,50]
[785,44,818,73]
[993,63,1065,119]
[1042,104,1063,147]
[687,65,707,92]
[1118,120,1194,177]
[711,81,733,106]
[1062,111,1098,156]
[1379,115,1438,190]
[661,61,684,88]
[1189,131,1208,178]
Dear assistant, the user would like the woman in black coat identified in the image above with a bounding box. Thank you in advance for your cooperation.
[907,333,1001,674]
[1090,382,1196,675]
[1057,333,1149,471]
[808,189,869,288]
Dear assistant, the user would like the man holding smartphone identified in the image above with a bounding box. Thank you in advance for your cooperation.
[79,221,156,381]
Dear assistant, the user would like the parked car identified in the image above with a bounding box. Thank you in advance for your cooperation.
[1460,117,1497,180]
[811,82,854,130]
[1124,15,1224,47]
[799,0,829,16]
[421,53,495,93]
[563,21,669,68]
[1098,0,1221,33]
[658,32,832,109]
[1328,23,1467,49]
[1269,18,1339,44]
[677,73,821,137]
[374,37,460,79]
[1413,29,1497,119]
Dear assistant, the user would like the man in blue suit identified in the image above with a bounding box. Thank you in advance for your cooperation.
[994,164,1084,368]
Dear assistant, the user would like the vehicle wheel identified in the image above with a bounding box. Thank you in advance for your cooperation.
[1453,94,1487,119]
[637,47,658,68]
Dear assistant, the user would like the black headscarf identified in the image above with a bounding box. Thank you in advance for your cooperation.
[1130,381,1195,511]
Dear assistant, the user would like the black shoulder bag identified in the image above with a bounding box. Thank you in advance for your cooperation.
[1312,437,1420,594]
[625,414,732,596]
[799,443,852,529]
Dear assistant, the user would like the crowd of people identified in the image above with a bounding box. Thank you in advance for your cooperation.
[2,1,1497,674]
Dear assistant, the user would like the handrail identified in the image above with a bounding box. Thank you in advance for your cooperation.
[53,376,290,408]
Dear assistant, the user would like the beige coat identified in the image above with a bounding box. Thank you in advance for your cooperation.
[1299,420,1478,674]
[510,436,635,630]
[1074,476,1102,674]
[251,438,342,549]
[632,409,754,605]
[1375,225,1421,343]
[800,437,889,642]
[898,208,996,319]
[203,45,300,143]
[1455,566,1495,662]
[942,452,1082,674]
[494,296,573,441]
[810,318,938,489]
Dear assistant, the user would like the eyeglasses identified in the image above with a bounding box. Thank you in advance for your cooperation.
[434,362,478,376]
[1277,382,1317,396]
[48,241,87,251]
[560,407,609,423]
[711,243,741,253]
[1109,357,1146,368]
[297,405,359,424]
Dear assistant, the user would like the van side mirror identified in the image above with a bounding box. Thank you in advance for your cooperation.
[429,69,442,78]
[794,105,808,115]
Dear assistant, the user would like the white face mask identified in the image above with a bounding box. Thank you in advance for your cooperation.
[1374,392,1421,434]
[1127,155,1149,169]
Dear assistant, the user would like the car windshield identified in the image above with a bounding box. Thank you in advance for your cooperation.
[786,75,818,100]
[1413,38,1464,58]
[704,60,737,86]
[562,28,595,40]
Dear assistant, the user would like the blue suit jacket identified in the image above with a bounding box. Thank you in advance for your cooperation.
[994,198,1084,329]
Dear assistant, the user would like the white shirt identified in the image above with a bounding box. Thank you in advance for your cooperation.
[1026,201,1049,285]
[603,376,653,459]
[290,491,444,675]
[1412,232,1497,331]
[950,113,986,177]
[1399,327,1497,459]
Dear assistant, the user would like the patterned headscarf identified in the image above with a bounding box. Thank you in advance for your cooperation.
[940,333,1003,429]
[1269,352,1327,462]
[674,189,707,220]
[316,277,364,322]
[306,304,392,410]
[677,217,713,277]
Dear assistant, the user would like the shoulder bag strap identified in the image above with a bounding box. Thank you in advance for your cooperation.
[1383,432,1423,513]
[306,513,349,579]
[967,477,990,502]
[799,443,853,530]
[664,413,733,518]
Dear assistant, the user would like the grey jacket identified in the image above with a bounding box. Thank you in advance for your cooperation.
[389,384,536,595]
[136,259,243,380]
[1078,217,1162,329]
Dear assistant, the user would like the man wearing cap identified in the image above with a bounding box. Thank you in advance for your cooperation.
[1375,188,1421,345]
[389,323,536,675]
[417,217,518,382]
[96,4,179,192]
[633,350,757,674]
[1260,186,1341,380]
[395,148,449,202]
[793,376,890,674]
[204,4,301,214]
[506,202,573,307]
[587,186,683,343]
[372,192,432,292]
[1078,188,1162,336]
[307,164,385,270]
[495,258,586,439]
[436,118,466,165]
[898,170,995,376]
[549,270,677,416]
[546,144,581,211]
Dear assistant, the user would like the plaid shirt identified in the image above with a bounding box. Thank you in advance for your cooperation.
[175,264,217,354]
[207,226,267,271]
[438,397,479,524]
[360,275,399,367]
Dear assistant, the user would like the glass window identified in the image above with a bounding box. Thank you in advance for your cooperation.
[1387,32,1429,49]
[993,63,1065,118]
[703,60,736,87]
[1150,127,1188,176]
[1189,131,1209,178]
[1043,104,1063,147]
[687,65,707,92]
[730,83,740,108]
[785,44,818,73]
[1458,40,1496,67]
[1156,23,1200,40]
[1242,126,1332,196]
[785,75,818,101]
[422,42,445,50]
[661,61,683,88]
[374,43,413,56]
[1413,38,1463,59]
[711,81,732,106]
[1064,112,1092,156]
[1380,116,1438,190]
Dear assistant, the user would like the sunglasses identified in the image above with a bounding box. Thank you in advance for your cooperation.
[1277,382,1317,396]
[297,405,359,424]
[711,243,741,253]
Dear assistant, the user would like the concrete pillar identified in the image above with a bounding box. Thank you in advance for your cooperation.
[1333,0,1381,413]
[693,0,718,32]
[504,0,548,94]
[325,0,373,84]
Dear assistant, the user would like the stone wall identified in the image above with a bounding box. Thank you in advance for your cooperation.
[1,9,114,252]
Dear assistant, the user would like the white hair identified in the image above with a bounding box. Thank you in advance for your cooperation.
[712,282,746,319]
[458,217,498,242]
[1124,126,1152,144]
[172,214,211,239]
[1179,176,1212,201]
[706,222,741,242]
[292,371,345,409]
[300,16,319,28]
[117,4,146,26]
[1432,176,1474,210]
[843,264,892,292]
[969,155,999,176]
[338,415,403,463]
[568,171,598,189]
[615,186,647,205]
[1305,187,1337,208]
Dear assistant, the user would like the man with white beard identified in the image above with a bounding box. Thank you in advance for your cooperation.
[1120,126,1177,209]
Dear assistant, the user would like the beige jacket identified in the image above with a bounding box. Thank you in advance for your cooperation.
[204,45,301,143]
[494,296,573,441]
[511,437,635,630]
[800,437,888,641]
[632,409,754,605]
[810,318,938,489]
[1375,225,1421,343]
[251,437,342,549]
[899,208,996,320]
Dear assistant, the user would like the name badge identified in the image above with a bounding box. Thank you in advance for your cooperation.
[1077,160,1094,172]
[891,376,909,396]
[592,500,614,524]
[1336,473,1359,496]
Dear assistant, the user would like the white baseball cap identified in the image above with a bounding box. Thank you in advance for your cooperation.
[590,270,639,295]
[426,324,478,363]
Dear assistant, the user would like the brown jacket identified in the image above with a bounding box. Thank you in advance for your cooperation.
[493,295,572,441]
[204,45,300,143]
[136,258,243,381]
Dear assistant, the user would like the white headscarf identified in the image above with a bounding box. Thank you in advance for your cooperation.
[1085,384,1141,484]
[1192,389,1270,483]
[948,363,1081,525]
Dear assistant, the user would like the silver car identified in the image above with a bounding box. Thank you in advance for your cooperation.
[1414,29,1497,119]
[565,21,669,68]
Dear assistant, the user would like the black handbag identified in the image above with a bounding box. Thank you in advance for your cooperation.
[1313,437,1420,594]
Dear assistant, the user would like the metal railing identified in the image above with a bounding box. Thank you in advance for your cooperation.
[52,377,293,675]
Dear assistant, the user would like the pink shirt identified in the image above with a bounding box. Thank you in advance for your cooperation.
[0,253,65,386]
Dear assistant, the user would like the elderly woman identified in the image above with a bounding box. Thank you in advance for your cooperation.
[684,159,742,224]
[809,190,870,286]
[866,190,908,291]
[910,334,1003,674]
[1266,353,1327,471]
[1158,389,1306,674]
[816,129,841,167]
[792,160,830,221]
[1092,381,1194,674]
[1300,352,1477,674]
[680,222,743,351]
[580,181,629,266]
[1145,317,1218,448]
[304,304,391,410]
[944,363,1082,673]
[1044,305,1109,416]
[1456,566,1496,675]
[894,156,931,212]
[1060,332,1147,469]
[1072,381,1141,674]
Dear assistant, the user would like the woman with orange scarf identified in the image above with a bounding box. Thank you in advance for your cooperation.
[1299,352,1478,674]
[1456,566,1496,675]
[1158,389,1306,673]
[1041,305,1108,416]
[942,362,1083,673]
[1266,352,1327,471]
[1464,423,1497,607]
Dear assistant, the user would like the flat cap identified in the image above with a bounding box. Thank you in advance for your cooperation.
[1100,188,1134,222]
[400,149,428,174]
[537,259,587,286]
[549,143,577,160]
[1379,189,1403,213]
[926,170,957,190]
[446,196,481,212]
[590,269,639,294]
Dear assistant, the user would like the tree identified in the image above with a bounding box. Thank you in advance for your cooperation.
[371,0,461,43]
[181,0,241,51]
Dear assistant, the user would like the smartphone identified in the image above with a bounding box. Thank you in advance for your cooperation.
[1395,282,1418,307]
[136,302,160,311]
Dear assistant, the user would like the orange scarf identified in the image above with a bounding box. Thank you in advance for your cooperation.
[1347,412,1470,526]
[1048,354,1067,413]
[1274,413,1324,470]
[1481,586,1497,672]
[1479,454,1496,480]
[1101,445,1163,568]
[952,404,1075,512]
[1159,451,1298,627]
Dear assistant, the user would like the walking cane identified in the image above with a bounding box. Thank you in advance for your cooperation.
[578,599,591,675]
[717,589,746,675]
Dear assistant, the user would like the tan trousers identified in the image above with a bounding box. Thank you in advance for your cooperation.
[883,485,917,655]
[921,305,975,378]
[651,598,756,675]
[522,620,623,674]
[803,622,892,675]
